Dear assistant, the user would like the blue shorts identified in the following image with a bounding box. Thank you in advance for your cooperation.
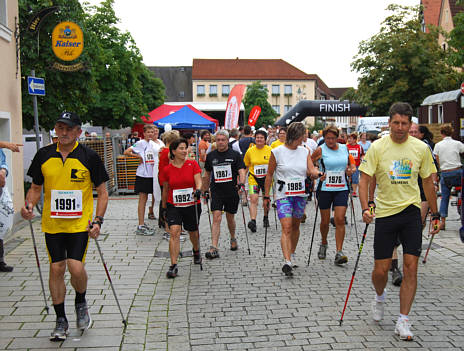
[317,190,349,210]
[276,196,307,219]
[351,167,360,185]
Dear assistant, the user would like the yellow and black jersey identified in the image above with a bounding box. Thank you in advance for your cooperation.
[27,142,109,234]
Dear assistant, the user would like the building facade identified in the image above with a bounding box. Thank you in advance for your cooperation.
[0,0,24,220]
[148,66,192,102]
[192,59,336,125]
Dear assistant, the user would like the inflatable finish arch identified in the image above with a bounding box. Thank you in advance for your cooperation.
[274,100,368,126]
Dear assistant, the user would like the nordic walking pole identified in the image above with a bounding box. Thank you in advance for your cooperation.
[272,185,278,230]
[423,214,440,264]
[307,177,323,266]
[339,222,370,326]
[204,192,213,234]
[25,202,49,314]
[89,221,127,327]
[193,191,203,271]
[239,186,251,255]
[263,211,268,258]
[347,179,359,249]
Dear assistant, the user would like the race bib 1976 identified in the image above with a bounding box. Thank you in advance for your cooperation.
[254,164,268,178]
[50,190,83,218]
[325,171,346,188]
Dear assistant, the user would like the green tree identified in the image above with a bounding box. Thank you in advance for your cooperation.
[243,81,278,128]
[447,1,464,67]
[351,4,462,116]
[19,0,164,130]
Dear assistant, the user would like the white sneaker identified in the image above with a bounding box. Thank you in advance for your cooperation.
[371,299,385,322]
[395,318,414,341]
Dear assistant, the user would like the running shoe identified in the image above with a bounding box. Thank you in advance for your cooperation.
[230,238,238,251]
[166,264,178,278]
[263,216,270,228]
[291,253,298,268]
[162,232,170,240]
[392,267,403,286]
[75,302,92,330]
[282,263,293,277]
[395,318,414,341]
[372,299,385,322]
[0,262,13,272]
[247,219,257,233]
[318,243,328,259]
[136,224,154,236]
[334,251,348,265]
[50,317,69,341]
[193,250,202,265]
[205,246,220,259]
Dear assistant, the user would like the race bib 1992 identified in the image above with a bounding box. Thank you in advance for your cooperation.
[285,177,305,196]
[173,188,194,207]
[213,165,232,183]
[50,190,83,218]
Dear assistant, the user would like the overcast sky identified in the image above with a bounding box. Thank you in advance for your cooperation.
[84,0,419,88]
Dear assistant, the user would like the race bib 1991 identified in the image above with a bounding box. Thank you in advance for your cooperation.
[173,188,194,207]
[325,171,346,188]
[50,190,83,218]
[254,164,268,178]
[213,165,232,183]
[285,177,305,196]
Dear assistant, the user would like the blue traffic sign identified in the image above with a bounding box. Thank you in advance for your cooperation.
[27,77,45,96]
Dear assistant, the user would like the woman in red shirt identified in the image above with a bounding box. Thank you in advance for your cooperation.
[346,133,364,197]
[161,138,202,278]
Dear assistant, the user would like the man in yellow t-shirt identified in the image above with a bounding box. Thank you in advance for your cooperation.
[359,102,440,341]
[271,127,286,149]
[243,130,272,232]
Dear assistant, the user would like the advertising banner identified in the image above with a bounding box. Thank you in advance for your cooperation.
[225,85,246,129]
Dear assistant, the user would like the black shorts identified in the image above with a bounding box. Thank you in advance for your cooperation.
[45,232,89,263]
[135,176,153,194]
[374,205,422,260]
[317,190,349,210]
[210,192,240,214]
[167,203,201,231]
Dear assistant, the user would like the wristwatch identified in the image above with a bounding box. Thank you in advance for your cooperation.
[94,216,104,225]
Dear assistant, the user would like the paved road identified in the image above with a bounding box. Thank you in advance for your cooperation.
[1,194,463,350]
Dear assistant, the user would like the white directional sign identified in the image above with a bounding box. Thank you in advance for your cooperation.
[27,77,45,96]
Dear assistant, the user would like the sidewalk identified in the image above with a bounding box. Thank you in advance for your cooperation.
[1,195,463,350]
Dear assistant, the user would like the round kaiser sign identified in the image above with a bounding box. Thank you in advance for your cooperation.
[52,21,84,61]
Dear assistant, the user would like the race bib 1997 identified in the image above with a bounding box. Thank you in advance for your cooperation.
[50,190,83,218]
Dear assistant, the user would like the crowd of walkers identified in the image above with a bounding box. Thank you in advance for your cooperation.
[14,101,464,342]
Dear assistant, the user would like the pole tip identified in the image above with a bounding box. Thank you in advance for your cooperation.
[339,320,343,326]
[422,260,426,264]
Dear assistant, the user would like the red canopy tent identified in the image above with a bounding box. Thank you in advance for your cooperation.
[140,104,219,128]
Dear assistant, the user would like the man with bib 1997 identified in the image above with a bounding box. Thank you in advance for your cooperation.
[21,112,109,341]
[359,102,440,341]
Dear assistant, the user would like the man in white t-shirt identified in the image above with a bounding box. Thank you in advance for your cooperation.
[124,125,158,235]
[433,125,464,229]
[304,129,317,155]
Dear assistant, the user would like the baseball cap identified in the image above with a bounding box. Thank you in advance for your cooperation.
[56,111,81,127]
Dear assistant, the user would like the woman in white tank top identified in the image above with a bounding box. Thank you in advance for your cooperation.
[264,122,320,277]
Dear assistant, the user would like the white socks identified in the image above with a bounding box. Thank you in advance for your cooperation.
[375,290,386,302]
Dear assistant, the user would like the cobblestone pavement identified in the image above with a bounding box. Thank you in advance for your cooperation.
[1,194,463,350]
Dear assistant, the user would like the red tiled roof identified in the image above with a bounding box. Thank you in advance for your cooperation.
[192,58,334,97]
[422,0,442,32]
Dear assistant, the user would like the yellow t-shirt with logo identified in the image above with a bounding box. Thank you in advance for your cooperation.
[359,135,436,218]
[271,139,284,149]
[244,145,272,186]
